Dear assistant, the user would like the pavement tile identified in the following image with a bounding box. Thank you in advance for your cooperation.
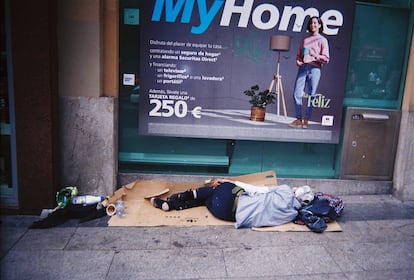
[0,249,114,280]
[265,230,331,246]
[273,274,347,280]
[365,219,414,239]
[170,225,296,249]
[169,226,233,249]
[0,215,38,227]
[11,227,77,251]
[325,240,414,273]
[342,196,414,221]
[66,227,172,250]
[327,220,414,243]
[223,245,342,278]
[345,269,414,280]
[0,215,38,257]
[0,227,28,258]
[170,225,332,250]
[1,194,414,280]
[107,248,227,279]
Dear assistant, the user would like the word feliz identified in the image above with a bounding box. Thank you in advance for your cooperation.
[151,0,345,35]
[305,93,331,109]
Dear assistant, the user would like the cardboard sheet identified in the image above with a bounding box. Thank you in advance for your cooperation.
[107,171,276,227]
[107,171,342,231]
[252,221,342,232]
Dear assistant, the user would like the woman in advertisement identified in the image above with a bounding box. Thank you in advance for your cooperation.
[289,16,330,129]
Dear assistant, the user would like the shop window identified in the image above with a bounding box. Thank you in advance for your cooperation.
[118,1,412,178]
[344,2,411,108]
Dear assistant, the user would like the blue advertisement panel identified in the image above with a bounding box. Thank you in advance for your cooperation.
[139,0,355,143]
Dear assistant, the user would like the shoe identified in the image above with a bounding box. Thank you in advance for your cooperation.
[302,119,308,129]
[289,119,303,128]
[150,197,170,211]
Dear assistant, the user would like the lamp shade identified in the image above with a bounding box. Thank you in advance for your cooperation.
[270,35,290,51]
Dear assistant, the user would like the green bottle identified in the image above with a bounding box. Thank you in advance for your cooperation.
[55,186,78,208]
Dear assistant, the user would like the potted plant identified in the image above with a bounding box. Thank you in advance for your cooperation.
[243,84,276,121]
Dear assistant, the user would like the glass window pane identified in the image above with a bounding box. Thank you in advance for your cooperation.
[118,1,412,178]
[345,4,410,108]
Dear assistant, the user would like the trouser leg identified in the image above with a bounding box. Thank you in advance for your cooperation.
[293,66,309,120]
[168,186,214,211]
[304,67,321,120]
[305,101,313,120]
[205,182,237,222]
[295,104,302,119]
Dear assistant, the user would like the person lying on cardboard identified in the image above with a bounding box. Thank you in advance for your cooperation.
[151,179,302,229]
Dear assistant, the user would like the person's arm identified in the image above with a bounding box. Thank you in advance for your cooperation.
[212,179,269,192]
[212,179,270,194]
[211,178,232,188]
[296,40,304,66]
[233,181,270,194]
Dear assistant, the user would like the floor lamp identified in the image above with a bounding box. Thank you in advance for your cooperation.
[268,35,290,118]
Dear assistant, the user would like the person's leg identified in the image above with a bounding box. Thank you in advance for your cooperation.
[290,65,307,127]
[151,186,214,211]
[169,189,196,202]
[295,104,303,120]
[170,186,216,210]
[304,67,321,124]
[194,186,215,200]
[205,182,237,221]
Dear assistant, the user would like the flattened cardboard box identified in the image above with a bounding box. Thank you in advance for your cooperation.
[106,171,342,231]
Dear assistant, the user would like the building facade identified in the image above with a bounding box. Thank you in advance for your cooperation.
[1,0,413,213]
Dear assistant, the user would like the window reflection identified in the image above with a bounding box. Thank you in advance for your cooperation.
[0,1,12,189]
[346,4,409,102]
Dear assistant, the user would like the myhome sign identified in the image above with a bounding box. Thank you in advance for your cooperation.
[151,0,345,35]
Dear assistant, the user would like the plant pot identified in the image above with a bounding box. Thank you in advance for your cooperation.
[250,106,266,121]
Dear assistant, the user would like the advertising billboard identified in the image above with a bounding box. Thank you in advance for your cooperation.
[138,0,355,143]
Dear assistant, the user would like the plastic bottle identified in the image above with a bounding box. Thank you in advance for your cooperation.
[116,201,125,217]
[71,195,105,205]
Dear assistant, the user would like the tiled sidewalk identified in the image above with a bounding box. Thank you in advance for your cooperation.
[1,195,414,280]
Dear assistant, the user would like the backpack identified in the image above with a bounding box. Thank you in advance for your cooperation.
[314,192,344,221]
[296,192,344,233]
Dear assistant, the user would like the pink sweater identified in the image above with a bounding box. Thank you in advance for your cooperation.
[296,33,330,67]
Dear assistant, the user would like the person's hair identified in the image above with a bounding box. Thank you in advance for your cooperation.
[307,16,324,33]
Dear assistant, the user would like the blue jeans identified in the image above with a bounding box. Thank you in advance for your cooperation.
[169,182,237,221]
[293,64,321,120]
